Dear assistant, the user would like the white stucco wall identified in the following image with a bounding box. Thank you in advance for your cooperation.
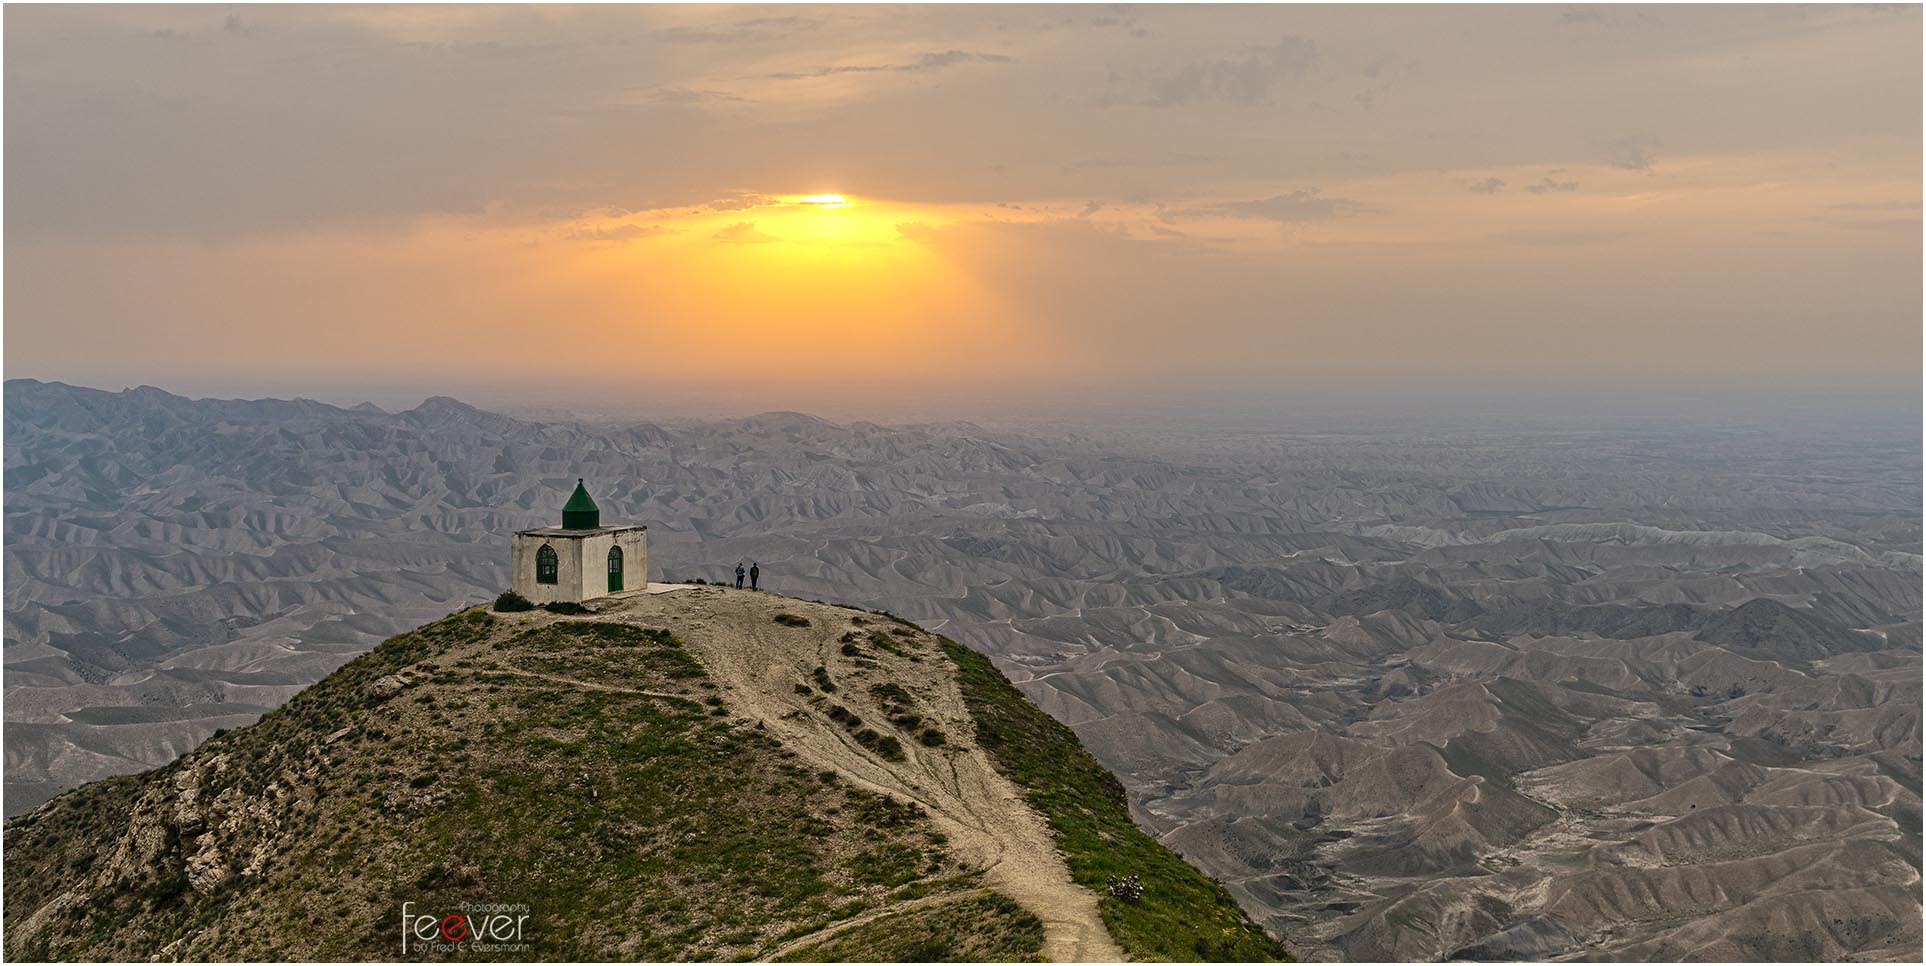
[511,527,648,604]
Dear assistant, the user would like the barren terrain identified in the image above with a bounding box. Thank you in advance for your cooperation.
[5,379,1919,958]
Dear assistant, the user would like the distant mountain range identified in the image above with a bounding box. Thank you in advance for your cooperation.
[5,378,1920,959]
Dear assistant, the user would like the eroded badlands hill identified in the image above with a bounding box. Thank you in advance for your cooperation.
[7,380,1919,959]
[3,587,1283,962]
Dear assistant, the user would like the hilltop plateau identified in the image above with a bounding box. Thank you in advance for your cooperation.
[3,586,1282,962]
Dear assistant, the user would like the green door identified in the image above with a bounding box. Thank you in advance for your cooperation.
[607,546,623,592]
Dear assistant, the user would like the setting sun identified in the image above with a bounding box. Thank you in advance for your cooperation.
[0,7,1920,964]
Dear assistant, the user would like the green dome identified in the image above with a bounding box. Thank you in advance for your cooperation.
[562,479,601,529]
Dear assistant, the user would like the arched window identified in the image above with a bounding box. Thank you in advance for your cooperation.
[536,544,558,585]
[607,545,624,592]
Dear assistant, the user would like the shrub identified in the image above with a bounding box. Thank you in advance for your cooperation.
[870,683,913,705]
[917,728,948,747]
[493,590,535,612]
[542,601,589,615]
[773,613,811,628]
[851,729,906,761]
[843,731,901,762]
[864,630,912,657]
[137,871,190,908]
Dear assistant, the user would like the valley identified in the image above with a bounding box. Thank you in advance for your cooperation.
[5,379,1919,959]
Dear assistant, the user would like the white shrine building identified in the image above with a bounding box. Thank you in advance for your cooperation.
[510,480,648,604]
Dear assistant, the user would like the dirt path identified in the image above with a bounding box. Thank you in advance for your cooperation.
[760,892,959,961]
[489,668,696,703]
[598,588,1126,963]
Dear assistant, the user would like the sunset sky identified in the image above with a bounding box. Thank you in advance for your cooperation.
[4,4,1920,418]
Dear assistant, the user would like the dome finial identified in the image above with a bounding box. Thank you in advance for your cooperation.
[562,479,600,530]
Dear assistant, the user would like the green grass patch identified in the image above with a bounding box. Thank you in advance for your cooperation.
[866,630,913,657]
[1,612,969,962]
[939,637,1288,962]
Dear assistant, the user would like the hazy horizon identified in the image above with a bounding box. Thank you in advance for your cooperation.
[8,372,1920,441]
[4,8,1923,958]
[5,4,1921,416]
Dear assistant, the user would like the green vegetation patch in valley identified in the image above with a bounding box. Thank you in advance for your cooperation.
[940,637,1290,962]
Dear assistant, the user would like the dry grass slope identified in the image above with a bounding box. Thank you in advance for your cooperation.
[3,590,1286,962]
[4,609,995,961]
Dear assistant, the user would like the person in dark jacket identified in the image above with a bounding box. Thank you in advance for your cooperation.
[735,562,746,589]
[750,562,760,591]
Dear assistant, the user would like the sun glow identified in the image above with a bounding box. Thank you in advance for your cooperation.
[530,190,1073,388]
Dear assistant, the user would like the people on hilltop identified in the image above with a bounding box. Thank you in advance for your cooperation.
[735,562,746,589]
[750,562,760,591]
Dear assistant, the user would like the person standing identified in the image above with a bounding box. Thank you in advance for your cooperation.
[735,562,746,589]
[749,562,760,591]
